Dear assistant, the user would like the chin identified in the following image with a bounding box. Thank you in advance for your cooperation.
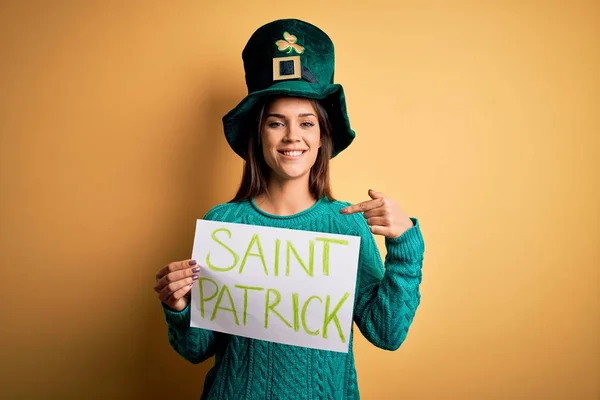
[275,168,311,181]
[266,155,317,182]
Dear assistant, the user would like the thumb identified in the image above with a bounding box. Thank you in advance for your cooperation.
[368,189,385,199]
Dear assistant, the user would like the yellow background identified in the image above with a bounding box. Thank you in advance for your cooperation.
[1,1,598,399]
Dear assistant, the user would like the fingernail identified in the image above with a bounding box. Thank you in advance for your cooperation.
[191,267,200,273]
[189,260,197,266]
[340,208,347,214]
[192,275,199,280]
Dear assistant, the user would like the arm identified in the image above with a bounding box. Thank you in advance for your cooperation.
[159,205,229,363]
[352,217,424,350]
[162,303,222,364]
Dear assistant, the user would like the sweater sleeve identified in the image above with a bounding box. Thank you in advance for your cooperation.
[352,217,424,351]
[161,205,228,364]
[162,303,222,364]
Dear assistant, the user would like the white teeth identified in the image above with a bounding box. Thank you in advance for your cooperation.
[283,151,303,156]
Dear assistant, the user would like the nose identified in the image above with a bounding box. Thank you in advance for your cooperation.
[283,125,301,143]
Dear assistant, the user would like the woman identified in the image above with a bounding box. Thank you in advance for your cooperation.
[154,19,424,399]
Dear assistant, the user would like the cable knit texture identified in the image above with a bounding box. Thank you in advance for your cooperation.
[163,197,425,399]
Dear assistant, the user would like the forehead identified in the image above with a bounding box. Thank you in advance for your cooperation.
[265,97,317,115]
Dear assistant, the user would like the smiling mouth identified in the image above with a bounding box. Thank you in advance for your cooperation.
[278,150,306,157]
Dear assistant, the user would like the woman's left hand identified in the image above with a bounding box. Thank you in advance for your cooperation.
[341,189,414,239]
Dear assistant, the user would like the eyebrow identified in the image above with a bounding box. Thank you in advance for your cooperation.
[266,113,316,118]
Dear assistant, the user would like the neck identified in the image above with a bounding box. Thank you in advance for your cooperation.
[255,175,317,216]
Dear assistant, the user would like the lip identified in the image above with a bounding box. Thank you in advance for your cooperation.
[277,149,307,158]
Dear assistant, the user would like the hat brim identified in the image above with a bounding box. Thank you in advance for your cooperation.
[222,80,355,159]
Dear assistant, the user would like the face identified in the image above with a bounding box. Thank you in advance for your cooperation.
[260,97,321,182]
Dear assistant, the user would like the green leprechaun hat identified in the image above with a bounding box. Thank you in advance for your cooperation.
[222,18,355,158]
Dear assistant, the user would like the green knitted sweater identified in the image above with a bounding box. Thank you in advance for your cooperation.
[162,197,424,399]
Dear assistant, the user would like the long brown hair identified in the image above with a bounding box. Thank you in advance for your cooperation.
[231,96,334,202]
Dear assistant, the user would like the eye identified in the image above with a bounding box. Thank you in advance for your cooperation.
[268,121,284,128]
[301,121,315,127]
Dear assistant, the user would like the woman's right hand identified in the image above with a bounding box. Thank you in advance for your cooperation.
[154,259,200,312]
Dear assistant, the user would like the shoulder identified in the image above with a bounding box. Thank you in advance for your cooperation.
[322,198,372,236]
[203,201,249,221]
[324,198,352,213]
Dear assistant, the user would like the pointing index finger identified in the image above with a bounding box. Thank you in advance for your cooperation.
[341,198,383,215]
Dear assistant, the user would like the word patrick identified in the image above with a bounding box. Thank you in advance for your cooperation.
[198,278,351,343]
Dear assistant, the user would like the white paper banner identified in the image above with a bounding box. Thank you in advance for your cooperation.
[190,219,361,353]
